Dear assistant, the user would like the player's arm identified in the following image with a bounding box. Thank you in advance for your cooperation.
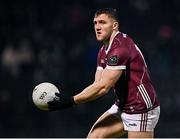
[74,68,122,104]
[48,45,128,111]
[72,67,103,104]
[48,68,122,111]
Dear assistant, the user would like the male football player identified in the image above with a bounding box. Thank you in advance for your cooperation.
[48,8,160,138]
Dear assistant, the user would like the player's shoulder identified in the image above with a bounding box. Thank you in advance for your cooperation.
[112,32,136,52]
[115,32,134,43]
[111,32,134,49]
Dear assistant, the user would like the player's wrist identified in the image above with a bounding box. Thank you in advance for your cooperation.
[48,93,76,111]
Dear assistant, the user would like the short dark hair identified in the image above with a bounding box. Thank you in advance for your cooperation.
[94,8,119,22]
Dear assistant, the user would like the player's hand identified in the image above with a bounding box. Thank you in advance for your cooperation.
[48,93,75,111]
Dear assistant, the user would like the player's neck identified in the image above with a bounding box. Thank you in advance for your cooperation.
[104,30,119,49]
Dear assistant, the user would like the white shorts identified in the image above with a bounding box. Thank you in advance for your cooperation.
[107,104,160,132]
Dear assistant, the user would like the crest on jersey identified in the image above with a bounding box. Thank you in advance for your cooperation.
[107,55,118,65]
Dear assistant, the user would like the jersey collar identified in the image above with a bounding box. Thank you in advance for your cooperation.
[105,31,120,54]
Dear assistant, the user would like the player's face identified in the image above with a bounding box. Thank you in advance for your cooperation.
[93,14,116,42]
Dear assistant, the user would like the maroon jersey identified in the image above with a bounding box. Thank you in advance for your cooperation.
[97,32,160,114]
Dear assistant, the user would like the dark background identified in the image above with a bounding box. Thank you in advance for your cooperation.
[0,0,180,137]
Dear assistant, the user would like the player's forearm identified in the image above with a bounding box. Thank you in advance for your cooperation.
[73,82,109,104]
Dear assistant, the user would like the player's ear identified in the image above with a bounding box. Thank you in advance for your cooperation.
[113,22,119,30]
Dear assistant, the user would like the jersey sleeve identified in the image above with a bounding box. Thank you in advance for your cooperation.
[106,44,130,70]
